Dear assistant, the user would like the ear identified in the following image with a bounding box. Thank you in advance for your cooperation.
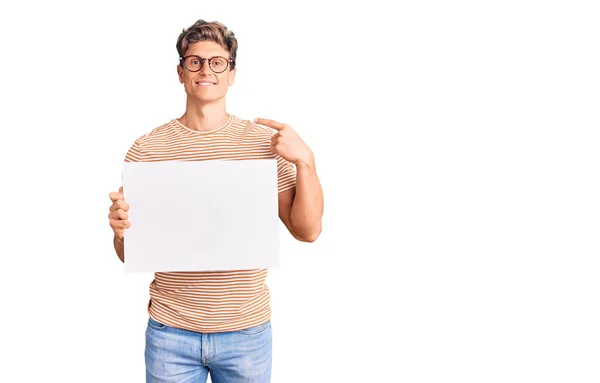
[177,64,184,84]
[228,67,236,86]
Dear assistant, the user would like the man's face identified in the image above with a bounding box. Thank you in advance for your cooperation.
[177,40,236,103]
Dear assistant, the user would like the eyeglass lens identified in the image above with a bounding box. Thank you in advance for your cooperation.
[183,56,229,73]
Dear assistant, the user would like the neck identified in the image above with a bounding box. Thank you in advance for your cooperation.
[179,98,229,132]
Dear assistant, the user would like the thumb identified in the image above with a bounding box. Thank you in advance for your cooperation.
[119,186,123,194]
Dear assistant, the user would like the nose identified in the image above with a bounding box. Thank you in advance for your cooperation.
[200,59,213,75]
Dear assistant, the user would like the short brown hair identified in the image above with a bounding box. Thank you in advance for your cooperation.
[176,19,238,70]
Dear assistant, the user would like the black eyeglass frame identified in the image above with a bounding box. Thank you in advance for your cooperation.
[179,55,235,73]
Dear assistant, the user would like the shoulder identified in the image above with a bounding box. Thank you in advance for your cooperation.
[134,119,180,146]
[230,115,275,139]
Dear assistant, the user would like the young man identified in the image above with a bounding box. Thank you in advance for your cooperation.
[107,19,324,382]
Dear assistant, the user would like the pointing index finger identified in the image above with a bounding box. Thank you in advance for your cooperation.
[254,118,285,131]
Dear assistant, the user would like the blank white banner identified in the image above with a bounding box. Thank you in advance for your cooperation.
[122,159,279,272]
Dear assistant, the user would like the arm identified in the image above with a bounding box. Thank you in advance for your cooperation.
[253,117,324,242]
[278,156,324,242]
[114,236,125,263]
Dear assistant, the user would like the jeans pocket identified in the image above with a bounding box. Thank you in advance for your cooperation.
[148,316,166,330]
[238,320,270,335]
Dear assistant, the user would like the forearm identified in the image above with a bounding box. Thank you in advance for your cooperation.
[290,156,324,242]
[114,235,125,263]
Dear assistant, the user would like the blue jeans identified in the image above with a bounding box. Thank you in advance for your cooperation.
[145,316,272,382]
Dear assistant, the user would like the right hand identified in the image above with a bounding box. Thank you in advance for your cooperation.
[108,186,130,240]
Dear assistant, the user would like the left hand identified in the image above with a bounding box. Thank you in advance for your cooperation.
[254,118,314,165]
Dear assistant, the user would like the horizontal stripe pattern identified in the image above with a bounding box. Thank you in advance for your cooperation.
[124,115,296,333]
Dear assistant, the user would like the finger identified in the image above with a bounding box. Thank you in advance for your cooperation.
[109,191,124,202]
[254,118,285,131]
[108,209,129,220]
[109,200,130,213]
[119,186,123,194]
[270,133,280,146]
[109,218,131,230]
[117,209,128,220]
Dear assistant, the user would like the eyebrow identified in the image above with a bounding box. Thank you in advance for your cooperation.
[184,54,229,57]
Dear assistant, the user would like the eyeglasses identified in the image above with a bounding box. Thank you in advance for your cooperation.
[179,55,234,73]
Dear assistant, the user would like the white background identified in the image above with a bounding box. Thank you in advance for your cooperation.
[1,0,599,382]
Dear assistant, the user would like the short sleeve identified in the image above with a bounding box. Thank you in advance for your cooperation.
[122,140,142,187]
[124,140,142,162]
[276,154,296,193]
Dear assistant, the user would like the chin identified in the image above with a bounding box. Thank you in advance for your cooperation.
[191,92,226,103]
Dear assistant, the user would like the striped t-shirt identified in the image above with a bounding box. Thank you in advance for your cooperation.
[123,114,296,333]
